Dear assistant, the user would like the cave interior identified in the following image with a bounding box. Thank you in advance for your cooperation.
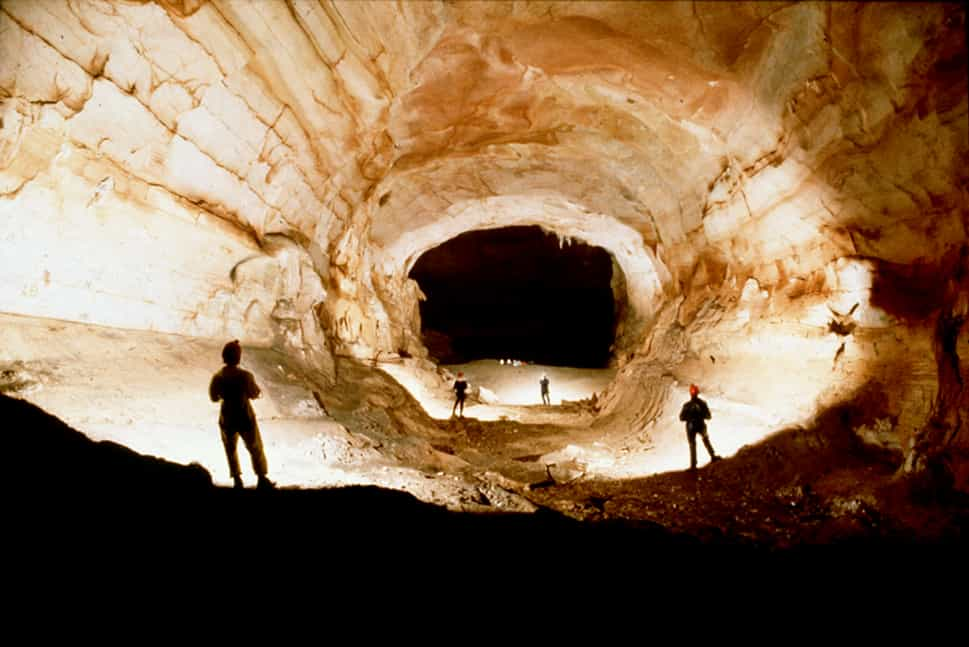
[0,0,967,548]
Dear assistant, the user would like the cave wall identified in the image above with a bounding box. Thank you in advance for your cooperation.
[0,0,388,370]
[650,3,967,480]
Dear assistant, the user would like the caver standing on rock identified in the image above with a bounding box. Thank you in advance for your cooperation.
[209,340,275,490]
[452,372,469,418]
[679,384,722,471]
[540,373,551,405]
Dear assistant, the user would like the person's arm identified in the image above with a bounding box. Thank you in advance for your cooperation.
[247,372,261,399]
[679,404,687,421]
[703,401,711,420]
[209,375,221,402]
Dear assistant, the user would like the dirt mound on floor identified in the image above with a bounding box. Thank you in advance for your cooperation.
[526,399,969,547]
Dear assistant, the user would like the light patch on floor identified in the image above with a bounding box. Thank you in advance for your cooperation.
[587,387,786,479]
[377,358,615,421]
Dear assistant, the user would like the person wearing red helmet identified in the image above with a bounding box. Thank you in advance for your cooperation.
[452,372,469,418]
[679,383,721,471]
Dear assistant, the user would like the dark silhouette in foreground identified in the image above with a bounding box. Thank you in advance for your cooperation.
[452,372,468,418]
[540,373,551,405]
[4,387,966,579]
[680,384,722,470]
[1,391,708,570]
[209,340,274,490]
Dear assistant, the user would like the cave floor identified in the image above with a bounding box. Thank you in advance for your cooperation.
[2,313,966,546]
[413,412,968,547]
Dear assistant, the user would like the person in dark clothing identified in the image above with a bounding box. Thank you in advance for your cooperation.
[452,372,468,418]
[209,340,274,490]
[540,374,551,405]
[679,384,721,470]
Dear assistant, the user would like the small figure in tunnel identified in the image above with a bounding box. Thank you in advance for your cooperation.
[209,340,275,490]
[540,373,551,405]
[452,372,469,418]
[679,384,721,471]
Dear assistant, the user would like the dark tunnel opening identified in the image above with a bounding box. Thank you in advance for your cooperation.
[408,226,618,368]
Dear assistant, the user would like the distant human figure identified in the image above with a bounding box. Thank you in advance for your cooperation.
[452,372,468,418]
[540,373,551,405]
[679,384,721,471]
[209,340,274,490]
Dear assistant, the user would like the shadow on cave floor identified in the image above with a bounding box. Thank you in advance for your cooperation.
[523,401,969,549]
[0,393,700,556]
[429,413,607,483]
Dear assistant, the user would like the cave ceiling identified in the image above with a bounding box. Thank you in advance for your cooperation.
[0,0,966,353]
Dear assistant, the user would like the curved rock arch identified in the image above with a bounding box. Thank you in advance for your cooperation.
[373,193,673,360]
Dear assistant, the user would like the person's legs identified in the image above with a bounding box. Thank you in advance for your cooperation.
[458,395,465,417]
[221,428,243,487]
[240,425,274,489]
[241,428,268,476]
[700,431,721,462]
[687,431,698,470]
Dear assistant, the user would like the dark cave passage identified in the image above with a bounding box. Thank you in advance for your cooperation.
[408,226,618,368]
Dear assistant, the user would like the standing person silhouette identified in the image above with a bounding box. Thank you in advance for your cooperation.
[540,373,551,405]
[209,340,274,490]
[679,384,721,471]
[452,372,468,418]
